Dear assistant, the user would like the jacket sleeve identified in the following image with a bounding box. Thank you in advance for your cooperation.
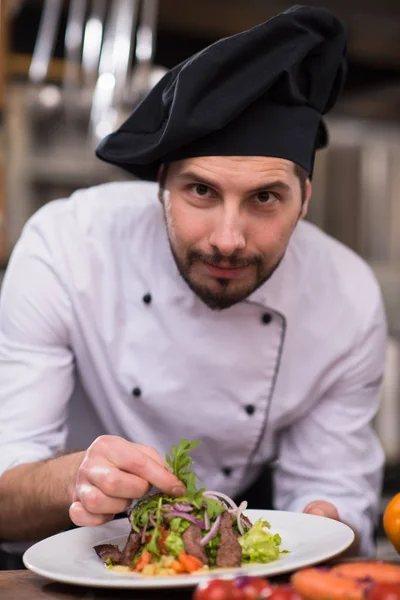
[0,212,74,476]
[274,288,387,556]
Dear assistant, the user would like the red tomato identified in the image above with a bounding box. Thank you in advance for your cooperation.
[232,576,273,599]
[193,579,234,600]
[368,584,400,600]
[268,585,302,600]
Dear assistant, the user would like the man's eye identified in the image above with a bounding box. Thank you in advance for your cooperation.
[255,191,277,204]
[192,183,210,196]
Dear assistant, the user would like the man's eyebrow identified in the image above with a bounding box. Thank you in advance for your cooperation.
[247,180,291,194]
[175,171,291,194]
[175,171,219,188]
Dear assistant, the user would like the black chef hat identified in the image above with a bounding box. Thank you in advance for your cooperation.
[96,4,347,180]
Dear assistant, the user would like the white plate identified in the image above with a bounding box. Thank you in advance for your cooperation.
[23,509,354,589]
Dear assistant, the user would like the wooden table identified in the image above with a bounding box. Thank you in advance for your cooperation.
[0,570,205,600]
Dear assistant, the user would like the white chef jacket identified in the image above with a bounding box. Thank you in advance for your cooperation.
[0,181,387,555]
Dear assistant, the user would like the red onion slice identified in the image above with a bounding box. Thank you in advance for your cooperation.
[170,503,194,512]
[164,510,205,528]
[200,513,222,546]
[203,491,238,510]
[204,509,210,531]
[236,501,248,535]
[241,515,253,530]
[141,523,148,544]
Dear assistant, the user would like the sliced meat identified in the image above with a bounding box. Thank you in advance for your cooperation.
[216,511,242,568]
[182,524,208,565]
[120,531,142,566]
[93,543,122,564]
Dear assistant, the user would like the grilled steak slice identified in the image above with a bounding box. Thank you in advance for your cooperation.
[93,543,122,564]
[120,531,142,566]
[182,524,208,565]
[216,511,242,568]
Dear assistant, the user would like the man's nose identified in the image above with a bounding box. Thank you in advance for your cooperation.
[208,211,246,256]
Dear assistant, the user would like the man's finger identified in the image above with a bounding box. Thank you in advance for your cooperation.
[138,444,170,469]
[104,439,186,496]
[87,465,151,499]
[77,482,132,515]
[69,501,114,527]
[303,500,340,521]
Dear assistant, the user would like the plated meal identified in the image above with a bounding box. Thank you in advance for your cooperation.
[23,439,355,589]
[94,439,284,576]
[23,504,355,588]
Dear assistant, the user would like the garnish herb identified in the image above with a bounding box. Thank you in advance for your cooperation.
[165,439,201,492]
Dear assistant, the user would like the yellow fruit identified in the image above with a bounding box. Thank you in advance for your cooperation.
[383,493,400,553]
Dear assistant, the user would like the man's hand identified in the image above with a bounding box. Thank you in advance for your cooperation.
[303,500,340,520]
[69,436,186,527]
[303,500,359,555]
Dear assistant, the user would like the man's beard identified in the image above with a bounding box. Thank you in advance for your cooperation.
[168,241,283,310]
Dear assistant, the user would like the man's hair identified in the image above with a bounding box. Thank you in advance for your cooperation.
[294,163,308,205]
[160,161,309,203]
[159,163,169,191]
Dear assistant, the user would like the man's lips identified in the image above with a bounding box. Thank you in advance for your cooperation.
[203,262,250,279]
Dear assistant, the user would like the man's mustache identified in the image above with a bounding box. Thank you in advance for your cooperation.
[188,249,262,268]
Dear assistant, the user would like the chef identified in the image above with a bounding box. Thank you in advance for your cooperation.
[0,5,386,559]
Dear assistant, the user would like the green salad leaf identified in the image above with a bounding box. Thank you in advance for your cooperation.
[166,439,201,492]
[204,532,221,566]
[238,519,282,563]
[130,493,163,533]
[145,496,163,557]
[170,517,191,534]
[164,532,185,557]
[204,496,225,520]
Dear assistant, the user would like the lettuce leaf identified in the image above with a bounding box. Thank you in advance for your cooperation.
[238,519,282,563]
[170,517,191,534]
[164,532,185,557]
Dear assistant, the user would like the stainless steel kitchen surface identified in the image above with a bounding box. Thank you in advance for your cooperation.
[0,0,399,554]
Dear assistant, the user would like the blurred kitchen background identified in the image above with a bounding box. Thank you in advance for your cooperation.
[0,0,399,555]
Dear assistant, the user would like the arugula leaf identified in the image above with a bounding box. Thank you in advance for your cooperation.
[130,439,207,547]
[131,493,163,533]
[146,496,163,557]
[204,496,225,520]
[165,439,201,492]
[204,532,221,566]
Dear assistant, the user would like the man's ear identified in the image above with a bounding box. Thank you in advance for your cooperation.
[300,179,312,220]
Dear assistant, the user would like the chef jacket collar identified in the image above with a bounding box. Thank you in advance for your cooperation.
[246,246,295,317]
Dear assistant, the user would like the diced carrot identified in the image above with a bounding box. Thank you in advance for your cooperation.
[134,548,152,572]
[171,560,186,573]
[178,552,204,573]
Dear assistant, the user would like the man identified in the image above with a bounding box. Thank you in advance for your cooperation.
[0,5,386,558]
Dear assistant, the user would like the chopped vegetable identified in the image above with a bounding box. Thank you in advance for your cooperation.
[200,513,222,546]
[170,517,191,534]
[134,548,152,572]
[164,532,185,557]
[178,552,204,573]
[170,559,185,573]
[145,496,163,557]
[238,519,282,563]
